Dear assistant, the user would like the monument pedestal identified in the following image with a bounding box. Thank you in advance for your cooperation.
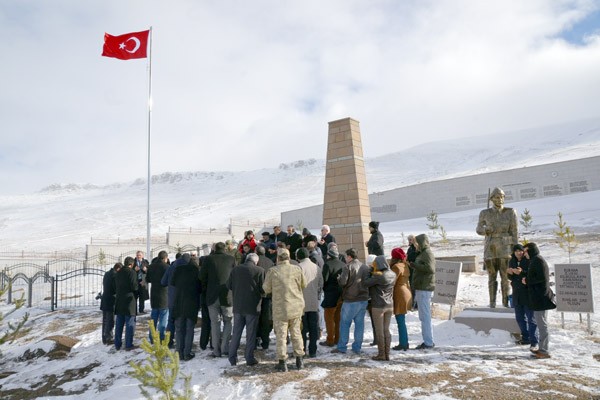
[454,307,519,334]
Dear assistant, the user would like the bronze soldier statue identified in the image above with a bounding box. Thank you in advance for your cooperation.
[476,187,518,308]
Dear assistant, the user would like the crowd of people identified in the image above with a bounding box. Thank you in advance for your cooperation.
[99,219,556,371]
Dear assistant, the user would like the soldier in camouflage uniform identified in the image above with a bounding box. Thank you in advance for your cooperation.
[263,248,306,372]
[476,187,518,308]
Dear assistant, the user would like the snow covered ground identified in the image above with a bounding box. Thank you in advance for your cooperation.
[1,120,600,399]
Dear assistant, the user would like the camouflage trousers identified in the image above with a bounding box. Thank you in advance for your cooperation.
[273,317,305,360]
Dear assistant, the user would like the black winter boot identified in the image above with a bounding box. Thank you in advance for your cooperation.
[275,359,287,372]
[296,356,304,370]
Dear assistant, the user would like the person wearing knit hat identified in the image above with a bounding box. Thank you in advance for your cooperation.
[507,243,537,351]
[320,243,345,347]
[390,247,412,351]
[366,221,384,256]
[363,255,397,361]
[365,253,379,347]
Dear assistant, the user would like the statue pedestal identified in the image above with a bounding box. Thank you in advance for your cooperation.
[453,307,519,334]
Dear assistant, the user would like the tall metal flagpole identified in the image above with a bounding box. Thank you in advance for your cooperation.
[146,26,153,259]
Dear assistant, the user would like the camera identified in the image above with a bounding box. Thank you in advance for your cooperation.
[95,292,102,300]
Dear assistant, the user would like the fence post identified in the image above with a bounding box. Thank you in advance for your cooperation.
[7,276,13,304]
[28,277,33,308]
[51,275,56,311]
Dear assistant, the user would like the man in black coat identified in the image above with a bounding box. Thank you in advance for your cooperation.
[318,225,336,258]
[100,262,122,345]
[114,256,138,351]
[523,242,556,359]
[199,242,236,358]
[366,221,384,256]
[301,228,318,248]
[133,250,150,313]
[226,253,265,366]
[320,244,345,347]
[146,250,169,343]
[171,255,201,361]
[285,225,303,260]
[270,225,288,244]
[256,245,275,349]
[161,252,183,348]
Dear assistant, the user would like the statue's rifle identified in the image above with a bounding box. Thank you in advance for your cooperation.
[487,188,491,209]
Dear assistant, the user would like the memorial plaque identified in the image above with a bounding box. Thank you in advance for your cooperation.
[519,187,537,199]
[455,195,471,207]
[433,260,462,305]
[475,193,488,205]
[543,184,563,197]
[569,180,589,193]
[554,264,595,313]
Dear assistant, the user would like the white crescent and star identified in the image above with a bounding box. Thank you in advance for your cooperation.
[117,37,141,53]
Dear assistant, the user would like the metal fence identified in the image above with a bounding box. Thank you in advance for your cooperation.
[0,257,111,310]
[0,244,208,311]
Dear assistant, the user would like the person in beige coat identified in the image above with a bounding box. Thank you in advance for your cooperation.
[263,248,307,372]
[390,247,412,351]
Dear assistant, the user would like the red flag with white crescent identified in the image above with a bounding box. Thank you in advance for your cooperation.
[102,30,150,60]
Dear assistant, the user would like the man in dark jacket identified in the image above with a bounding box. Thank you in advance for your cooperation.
[200,242,236,357]
[507,244,538,350]
[407,234,417,308]
[320,243,345,347]
[523,242,556,359]
[100,262,122,345]
[171,255,201,361]
[114,256,138,351]
[285,225,303,260]
[366,221,384,256]
[256,245,275,349]
[318,225,336,257]
[270,225,288,244]
[332,248,370,354]
[301,228,318,248]
[161,252,183,348]
[133,250,150,314]
[146,250,169,343]
[226,253,264,366]
[409,234,435,349]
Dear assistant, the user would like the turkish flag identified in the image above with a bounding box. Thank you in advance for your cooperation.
[102,30,150,60]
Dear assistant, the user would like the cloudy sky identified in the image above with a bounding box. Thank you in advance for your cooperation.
[1,0,599,194]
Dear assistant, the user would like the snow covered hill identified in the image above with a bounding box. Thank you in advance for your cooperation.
[1,117,599,252]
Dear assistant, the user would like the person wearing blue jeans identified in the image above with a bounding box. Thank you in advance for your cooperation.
[114,256,138,351]
[337,300,368,353]
[114,314,136,350]
[415,290,434,348]
[507,244,538,350]
[146,251,170,343]
[332,248,370,355]
[409,234,436,349]
[150,308,169,342]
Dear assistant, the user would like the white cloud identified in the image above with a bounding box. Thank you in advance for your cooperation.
[0,0,599,194]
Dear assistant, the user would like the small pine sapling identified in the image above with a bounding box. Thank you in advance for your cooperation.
[426,210,440,234]
[129,321,192,400]
[554,212,578,263]
[0,284,30,353]
[520,208,533,233]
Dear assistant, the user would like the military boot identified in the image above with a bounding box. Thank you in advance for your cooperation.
[296,356,304,370]
[275,359,287,372]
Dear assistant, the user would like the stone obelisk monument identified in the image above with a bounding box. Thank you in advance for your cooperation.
[322,117,372,261]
